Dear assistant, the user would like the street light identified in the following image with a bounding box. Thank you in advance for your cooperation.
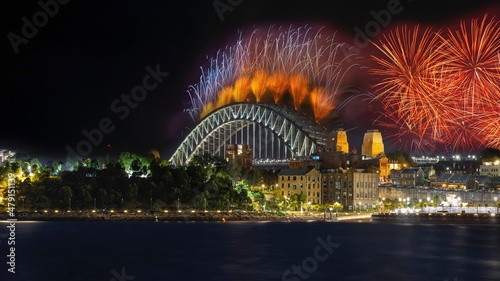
[494,196,498,213]
[379,197,385,214]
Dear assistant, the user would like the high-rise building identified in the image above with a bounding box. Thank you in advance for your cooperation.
[327,128,349,153]
[361,129,384,158]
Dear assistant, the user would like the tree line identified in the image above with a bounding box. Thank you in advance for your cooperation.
[0,152,274,212]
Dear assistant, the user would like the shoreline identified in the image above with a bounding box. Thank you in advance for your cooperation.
[0,211,372,223]
[6,212,498,224]
[372,213,500,224]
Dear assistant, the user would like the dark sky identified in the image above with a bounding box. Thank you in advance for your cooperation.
[1,0,498,163]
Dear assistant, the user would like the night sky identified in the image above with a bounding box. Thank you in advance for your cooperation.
[1,0,498,163]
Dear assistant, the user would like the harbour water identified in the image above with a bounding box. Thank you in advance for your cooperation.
[1,220,499,281]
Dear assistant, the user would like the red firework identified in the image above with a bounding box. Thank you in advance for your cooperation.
[370,14,500,153]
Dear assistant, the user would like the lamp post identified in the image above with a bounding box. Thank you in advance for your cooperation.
[427,197,431,214]
[93,198,96,210]
[494,196,498,213]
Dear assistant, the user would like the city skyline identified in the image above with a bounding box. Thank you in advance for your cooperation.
[1,0,499,163]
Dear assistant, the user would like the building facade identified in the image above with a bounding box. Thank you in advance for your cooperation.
[352,172,379,212]
[278,168,322,204]
[321,170,352,208]
[391,167,425,186]
[321,170,378,211]
[480,161,500,177]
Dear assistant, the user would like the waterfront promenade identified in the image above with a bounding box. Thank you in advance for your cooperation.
[372,212,500,224]
[0,210,372,222]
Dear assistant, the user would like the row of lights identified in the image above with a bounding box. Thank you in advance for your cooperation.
[35,209,239,213]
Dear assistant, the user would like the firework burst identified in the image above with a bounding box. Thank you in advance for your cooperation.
[370,14,500,153]
[185,25,363,123]
[441,13,500,114]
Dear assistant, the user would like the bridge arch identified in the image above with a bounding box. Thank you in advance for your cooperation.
[169,103,329,166]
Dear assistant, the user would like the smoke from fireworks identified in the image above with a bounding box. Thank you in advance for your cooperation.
[185,25,363,123]
[370,14,500,153]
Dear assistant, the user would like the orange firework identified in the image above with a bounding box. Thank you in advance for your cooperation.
[469,103,500,150]
[370,24,449,152]
[215,86,233,109]
[250,69,268,102]
[266,71,289,103]
[440,13,500,114]
[186,25,362,124]
[232,76,251,102]
[289,74,310,110]
[310,87,335,122]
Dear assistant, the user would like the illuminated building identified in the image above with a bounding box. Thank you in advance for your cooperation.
[278,168,322,205]
[480,161,500,177]
[327,128,349,153]
[226,144,253,170]
[361,129,384,158]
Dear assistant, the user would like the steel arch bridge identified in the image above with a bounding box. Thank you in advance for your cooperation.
[169,103,329,166]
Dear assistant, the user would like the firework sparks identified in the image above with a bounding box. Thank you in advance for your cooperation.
[441,14,500,113]
[186,25,362,122]
[370,14,500,153]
